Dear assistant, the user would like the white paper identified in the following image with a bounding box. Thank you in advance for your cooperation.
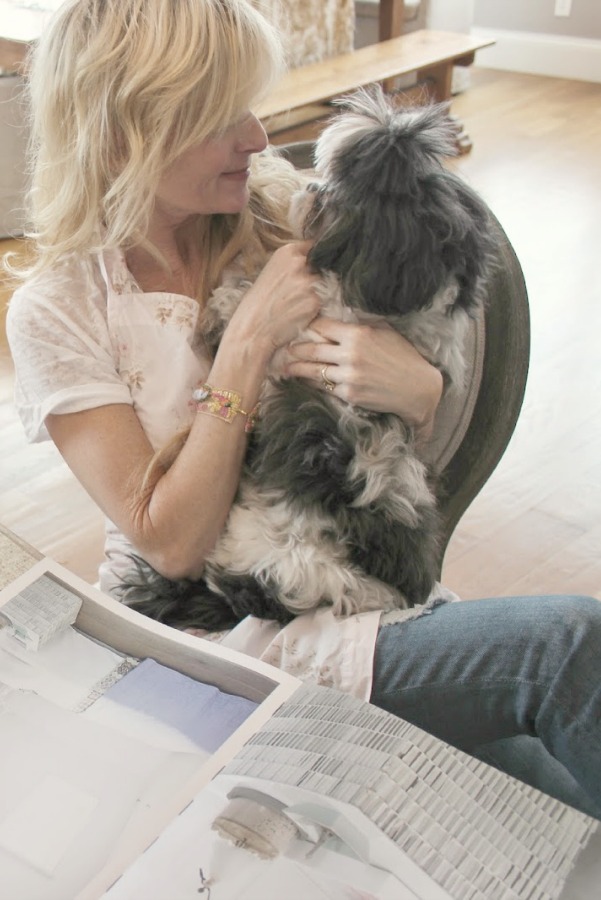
[0,557,301,900]
[0,774,98,875]
[0,626,132,711]
[103,778,410,900]
[0,689,200,900]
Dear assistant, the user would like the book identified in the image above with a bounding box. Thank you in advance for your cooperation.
[0,538,598,900]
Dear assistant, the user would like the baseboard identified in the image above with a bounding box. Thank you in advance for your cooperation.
[472,27,601,84]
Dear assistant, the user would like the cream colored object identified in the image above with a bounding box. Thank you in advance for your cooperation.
[212,797,299,859]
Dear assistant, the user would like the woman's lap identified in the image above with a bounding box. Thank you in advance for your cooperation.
[370,594,601,818]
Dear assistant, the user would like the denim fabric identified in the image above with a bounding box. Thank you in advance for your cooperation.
[370,595,601,820]
[474,736,601,820]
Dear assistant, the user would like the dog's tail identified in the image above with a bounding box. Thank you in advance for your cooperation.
[115,555,243,632]
[116,556,296,631]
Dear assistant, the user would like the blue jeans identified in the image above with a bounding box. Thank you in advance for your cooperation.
[370,595,601,820]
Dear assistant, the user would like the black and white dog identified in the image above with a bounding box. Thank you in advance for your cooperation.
[121,88,496,631]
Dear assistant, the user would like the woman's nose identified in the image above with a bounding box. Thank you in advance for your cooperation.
[236,113,268,153]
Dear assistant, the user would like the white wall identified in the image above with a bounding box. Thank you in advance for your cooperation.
[428,0,475,33]
[474,0,601,40]
[473,0,601,82]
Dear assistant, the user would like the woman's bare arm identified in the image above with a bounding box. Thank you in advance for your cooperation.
[47,242,321,580]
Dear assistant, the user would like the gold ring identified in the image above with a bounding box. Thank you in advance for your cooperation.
[321,365,335,391]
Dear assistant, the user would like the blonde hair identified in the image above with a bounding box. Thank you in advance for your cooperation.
[14,0,301,293]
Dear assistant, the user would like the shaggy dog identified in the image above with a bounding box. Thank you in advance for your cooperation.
[120,88,496,631]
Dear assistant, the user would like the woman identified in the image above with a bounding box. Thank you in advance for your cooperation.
[6,0,601,818]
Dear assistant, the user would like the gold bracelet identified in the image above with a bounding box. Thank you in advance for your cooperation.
[190,384,260,433]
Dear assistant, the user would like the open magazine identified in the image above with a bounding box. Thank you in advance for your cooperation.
[0,549,598,900]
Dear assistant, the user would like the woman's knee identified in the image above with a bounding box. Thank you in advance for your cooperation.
[526,595,601,658]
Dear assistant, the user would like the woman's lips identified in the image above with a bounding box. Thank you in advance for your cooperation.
[222,168,250,181]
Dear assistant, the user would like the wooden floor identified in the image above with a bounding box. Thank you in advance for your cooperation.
[1,67,601,599]
[441,69,601,601]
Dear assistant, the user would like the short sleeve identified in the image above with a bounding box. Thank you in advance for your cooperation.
[6,256,132,442]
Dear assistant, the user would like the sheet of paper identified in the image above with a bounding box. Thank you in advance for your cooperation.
[0,688,199,900]
[103,778,409,900]
[0,774,98,875]
[91,658,259,752]
[0,625,134,711]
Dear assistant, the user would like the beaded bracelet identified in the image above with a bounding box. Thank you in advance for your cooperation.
[190,383,260,433]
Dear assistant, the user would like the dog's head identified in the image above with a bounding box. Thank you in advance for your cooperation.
[294,87,496,318]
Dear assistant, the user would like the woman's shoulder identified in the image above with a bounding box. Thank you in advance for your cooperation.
[6,252,116,375]
[8,252,107,332]
[10,251,102,302]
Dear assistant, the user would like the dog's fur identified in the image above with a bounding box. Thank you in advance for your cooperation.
[119,88,497,631]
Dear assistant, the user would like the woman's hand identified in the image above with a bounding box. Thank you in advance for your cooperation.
[228,241,321,357]
[284,317,444,440]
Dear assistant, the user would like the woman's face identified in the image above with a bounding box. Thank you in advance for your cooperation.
[153,112,268,227]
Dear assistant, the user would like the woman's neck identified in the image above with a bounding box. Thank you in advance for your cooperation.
[126,221,201,297]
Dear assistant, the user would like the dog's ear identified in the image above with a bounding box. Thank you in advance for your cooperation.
[308,203,366,293]
[299,184,329,239]
[437,174,498,313]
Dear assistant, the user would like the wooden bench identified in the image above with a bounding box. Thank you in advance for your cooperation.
[258,29,494,148]
[1,26,494,150]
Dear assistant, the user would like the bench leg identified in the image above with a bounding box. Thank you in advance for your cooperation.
[416,62,454,102]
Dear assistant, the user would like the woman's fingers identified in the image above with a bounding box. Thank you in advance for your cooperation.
[318,363,337,392]
[284,315,443,429]
[233,242,321,351]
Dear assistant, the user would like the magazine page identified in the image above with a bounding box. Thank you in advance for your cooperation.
[0,551,598,900]
[104,684,599,900]
[104,776,411,900]
[0,558,300,900]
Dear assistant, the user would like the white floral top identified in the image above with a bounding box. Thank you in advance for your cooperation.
[7,248,386,700]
